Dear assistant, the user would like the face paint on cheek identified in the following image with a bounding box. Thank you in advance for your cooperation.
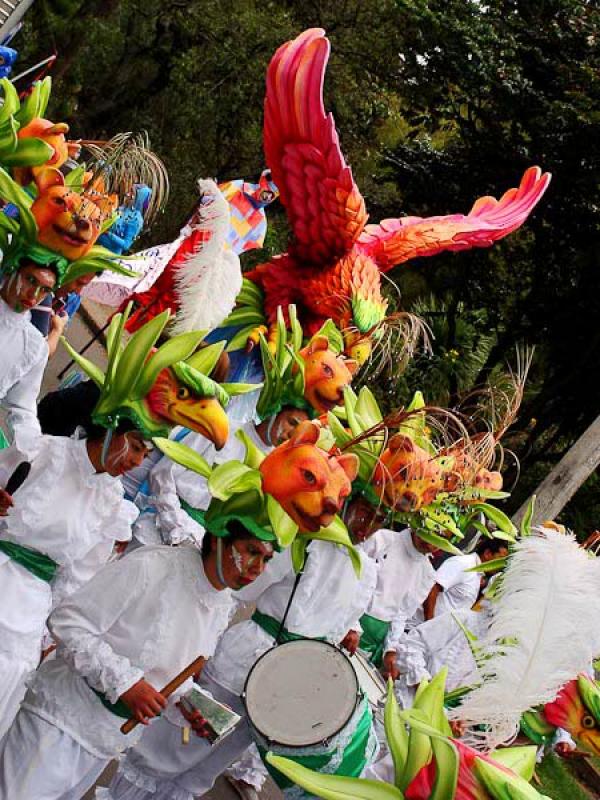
[7,273,24,312]
[231,544,244,574]
[104,436,130,472]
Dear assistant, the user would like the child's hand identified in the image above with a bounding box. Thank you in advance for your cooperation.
[177,700,213,739]
[120,679,167,725]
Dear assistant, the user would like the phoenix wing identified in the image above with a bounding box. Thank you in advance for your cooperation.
[359,166,551,272]
[264,28,368,267]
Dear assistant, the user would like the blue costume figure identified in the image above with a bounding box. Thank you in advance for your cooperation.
[0,46,17,79]
[98,184,152,255]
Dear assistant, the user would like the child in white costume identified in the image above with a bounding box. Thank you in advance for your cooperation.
[0,523,274,800]
[0,427,142,737]
[0,259,60,447]
[98,538,377,800]
[357,527,437,680]
[134,408,309,547]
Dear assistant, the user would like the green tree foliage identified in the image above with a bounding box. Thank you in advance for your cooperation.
[15,0,600,524]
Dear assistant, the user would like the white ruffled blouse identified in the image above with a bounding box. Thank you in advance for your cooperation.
[361,528,437,654]
[395,608,490,691]
[0,435,138,602]
[24,545,235,759]
[138,421,269,546]
[204,539,378,695]
[0,297,47,446]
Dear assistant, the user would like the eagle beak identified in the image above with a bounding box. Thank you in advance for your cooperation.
[192,397,229,450]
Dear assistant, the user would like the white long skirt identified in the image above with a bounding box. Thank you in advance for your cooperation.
[0,707,108,800]
[0,557,51,737]
[99,674,263,799]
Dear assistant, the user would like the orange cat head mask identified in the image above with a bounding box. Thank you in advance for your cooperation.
[259,421,358,532]
[298,336,357,414]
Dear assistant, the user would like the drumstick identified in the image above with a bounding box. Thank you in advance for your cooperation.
[120,655,206,734]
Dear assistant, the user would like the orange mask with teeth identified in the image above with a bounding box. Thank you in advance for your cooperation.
[259,420,358,532]
[297,336,357,414]
[372,433,444,512]
[31,168,105,261]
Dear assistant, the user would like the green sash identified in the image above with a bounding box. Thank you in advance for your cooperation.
[251,610,325,644]
[0,428,8,449]
[0,539,58,583]
[180,498,205,527]
[89,686,133,719]
[358,614,391,668]
[263,700,373,792]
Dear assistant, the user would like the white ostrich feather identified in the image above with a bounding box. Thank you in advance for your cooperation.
[171,178,242,334]
[450,526,600,750]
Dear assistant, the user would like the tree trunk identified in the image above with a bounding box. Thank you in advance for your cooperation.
[513,414,600,527]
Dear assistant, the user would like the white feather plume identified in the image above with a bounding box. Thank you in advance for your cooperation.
[450,526,600,749]
[171,178,242,335]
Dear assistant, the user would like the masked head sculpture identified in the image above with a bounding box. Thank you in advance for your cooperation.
[327,385,519,555]
[298,335,357,414]
[255,305,357,422]
[30,167,106,261]
[259,420,357,533]
[542,675,600,757]
[154,419,361,570]
[219,28,551,368]
[61,304,259,443]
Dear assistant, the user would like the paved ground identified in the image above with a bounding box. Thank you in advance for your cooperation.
[49,303,282,799]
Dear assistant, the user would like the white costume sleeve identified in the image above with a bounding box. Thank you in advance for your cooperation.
[434,556,480,613]
[384,611,411,655]
[48,556,151,703]
[2,346,46,447]
[552,728,576,750]
[348,551,378,634]
[395,627,432,687]
[0,440,27,486]
[148,441,212,545]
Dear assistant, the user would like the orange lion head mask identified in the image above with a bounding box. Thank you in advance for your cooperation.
[30,168,108,261]
[259,420,359,532]
[297,336,357,414]
[372,433,445,512]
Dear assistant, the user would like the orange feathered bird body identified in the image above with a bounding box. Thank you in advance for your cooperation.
[247,29,550,361]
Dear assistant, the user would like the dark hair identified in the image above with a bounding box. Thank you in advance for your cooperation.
[38,381,100,437]
[200,520,264,559]
[476,537,509,557]
[38,380,137,440]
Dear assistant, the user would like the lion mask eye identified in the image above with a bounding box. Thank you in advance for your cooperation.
[177,387,190,400]
[582,714,597,730]
[302,469,317,485]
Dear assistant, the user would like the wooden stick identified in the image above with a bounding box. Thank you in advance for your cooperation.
[120,655,206,735]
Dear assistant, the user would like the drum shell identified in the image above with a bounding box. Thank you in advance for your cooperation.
[243,640,377,793]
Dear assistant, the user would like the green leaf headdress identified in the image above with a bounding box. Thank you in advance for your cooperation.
[0,164,138,287]
[60,303,260,438]
[254,305,344,420]
[154,427,361,575]
[0,78,54,170]
[222,293,348,421]
[332,389,517,555]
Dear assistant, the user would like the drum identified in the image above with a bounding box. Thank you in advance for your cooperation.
[243,640,377,796]
[352,649,386,715]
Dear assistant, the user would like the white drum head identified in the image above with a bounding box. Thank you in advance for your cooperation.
[244,640,360,747]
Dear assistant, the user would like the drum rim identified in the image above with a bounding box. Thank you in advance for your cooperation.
[242,638,361,749]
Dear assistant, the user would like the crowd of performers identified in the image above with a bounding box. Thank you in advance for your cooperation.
[0,25,599,800]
